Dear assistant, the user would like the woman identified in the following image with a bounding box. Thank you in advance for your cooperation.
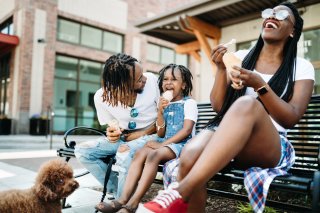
[142,2,315,213]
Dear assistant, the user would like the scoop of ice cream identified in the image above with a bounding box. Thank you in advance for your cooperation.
[223,38,236,48]
[107,119,120,133]
[222,52,242,72]
[162,90,173,102]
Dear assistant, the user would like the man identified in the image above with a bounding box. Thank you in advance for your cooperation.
[75,53,159,198]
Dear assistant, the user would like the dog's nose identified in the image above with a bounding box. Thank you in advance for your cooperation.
[72,181,79,189]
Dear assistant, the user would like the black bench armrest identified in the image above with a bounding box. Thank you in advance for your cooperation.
[63,126,106,149]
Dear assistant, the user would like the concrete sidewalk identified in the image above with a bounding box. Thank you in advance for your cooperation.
[0,134,113,212]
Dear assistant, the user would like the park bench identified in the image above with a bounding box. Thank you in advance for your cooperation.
[57,95,320,212]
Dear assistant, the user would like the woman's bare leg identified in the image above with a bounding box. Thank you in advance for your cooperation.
[177,96,281,200]
[117,147,151,204]
[125,148,176,208]
[177,130,214,213]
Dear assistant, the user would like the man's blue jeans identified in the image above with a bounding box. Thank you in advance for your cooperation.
[74,134,157,198]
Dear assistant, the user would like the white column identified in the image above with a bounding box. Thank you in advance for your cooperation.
[12,9,23,119]
[29,9,46,117]
[132,36,141,60]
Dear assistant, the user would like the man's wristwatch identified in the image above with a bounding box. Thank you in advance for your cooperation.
[255,84,269,96]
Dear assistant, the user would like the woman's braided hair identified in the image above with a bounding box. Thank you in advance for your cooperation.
[101,53,138,107]
[158,64,193,97]
[207,2,303,127]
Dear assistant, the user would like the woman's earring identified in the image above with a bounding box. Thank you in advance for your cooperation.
[290,33,294,38]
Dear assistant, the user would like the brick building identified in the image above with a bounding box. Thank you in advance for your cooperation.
[0,0,319,134]
[0,0,196,134]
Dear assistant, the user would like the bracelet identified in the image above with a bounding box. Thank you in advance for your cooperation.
[156,121,165,131]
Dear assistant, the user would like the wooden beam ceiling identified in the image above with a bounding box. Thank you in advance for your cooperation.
[176,15,220,74]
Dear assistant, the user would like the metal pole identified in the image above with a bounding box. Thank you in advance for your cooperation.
[46,106,50,139]
[49,110,54,150]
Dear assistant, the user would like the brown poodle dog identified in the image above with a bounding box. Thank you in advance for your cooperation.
[0,159,79,213]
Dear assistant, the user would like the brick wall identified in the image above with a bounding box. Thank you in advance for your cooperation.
[10,0,198,133]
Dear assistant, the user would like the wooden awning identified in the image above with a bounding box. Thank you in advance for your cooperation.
[135,0,320,73]
[135,0,319,44]
[0,33,19,57]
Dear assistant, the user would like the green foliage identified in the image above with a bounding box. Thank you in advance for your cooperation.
[237,202,278,213]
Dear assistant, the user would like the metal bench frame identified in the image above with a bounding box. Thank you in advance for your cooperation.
[57,95,320,212]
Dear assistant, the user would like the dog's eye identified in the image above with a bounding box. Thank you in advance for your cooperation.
[57,179,64,184]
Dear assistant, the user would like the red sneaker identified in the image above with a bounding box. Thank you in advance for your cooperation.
[142,188,188,213]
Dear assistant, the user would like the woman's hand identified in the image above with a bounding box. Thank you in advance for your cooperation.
[230,66,266,90]
[106,126,122,143]
[211,45,228,69]
[145,141,162,149]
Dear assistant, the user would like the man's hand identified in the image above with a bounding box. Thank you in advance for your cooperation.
[106,126,122,143]
[122,131,141,142]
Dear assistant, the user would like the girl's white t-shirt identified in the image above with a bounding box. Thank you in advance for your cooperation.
[234,50,315,132]
[94,72,160,130]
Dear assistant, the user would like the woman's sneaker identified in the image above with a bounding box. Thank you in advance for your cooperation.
[141,183,188,213]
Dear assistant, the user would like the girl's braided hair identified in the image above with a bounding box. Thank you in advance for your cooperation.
[158,64,193,96]
[102,53,138,107]
[207,2,303,127]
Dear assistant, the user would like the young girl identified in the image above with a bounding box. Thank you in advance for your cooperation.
[95,64,198,213]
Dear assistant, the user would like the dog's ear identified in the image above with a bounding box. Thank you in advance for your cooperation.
[35,183,58,201]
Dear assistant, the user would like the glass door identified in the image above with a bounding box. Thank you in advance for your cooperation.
[0,54,10,117]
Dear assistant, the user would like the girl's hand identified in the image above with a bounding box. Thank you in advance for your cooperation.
[211,45,228,69]
[145,141,162,149]
[158,97,170,114]
[231,66,266,90]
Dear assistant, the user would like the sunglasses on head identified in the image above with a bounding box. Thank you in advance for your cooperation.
[261,8,291,21]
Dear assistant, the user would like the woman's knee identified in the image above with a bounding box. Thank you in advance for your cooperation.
[180,140,202,163]
[230,96,263,116]
[179,144,199,173]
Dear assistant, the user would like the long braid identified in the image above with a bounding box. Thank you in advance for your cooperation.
[101,53,138,107]
[158,64,193,96]
[207,2,303,127]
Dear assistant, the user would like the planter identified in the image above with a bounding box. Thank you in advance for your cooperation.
[0,118,11,135]
[29,118,50,135]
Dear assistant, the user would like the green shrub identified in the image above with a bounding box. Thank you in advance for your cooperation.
[237,202,278,213]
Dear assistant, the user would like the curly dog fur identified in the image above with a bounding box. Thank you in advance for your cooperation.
[0,159,79,213]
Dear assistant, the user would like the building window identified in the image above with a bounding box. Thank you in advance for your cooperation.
[146,43,188,67]
[57,19,80,44]
[147,43,161,63]
[81,25,102,49]
[57,18,123,53]
[0,17,13,35]
[301,29,320,62]
[103,31,123,53]
[54,55,102,132]
[236,40,256,51]
[299,28,320,94]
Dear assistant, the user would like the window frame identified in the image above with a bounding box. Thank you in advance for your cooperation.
[146,42,189,66]
[57,17,124,54]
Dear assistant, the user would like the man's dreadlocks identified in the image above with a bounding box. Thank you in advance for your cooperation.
[102,53,138,107]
